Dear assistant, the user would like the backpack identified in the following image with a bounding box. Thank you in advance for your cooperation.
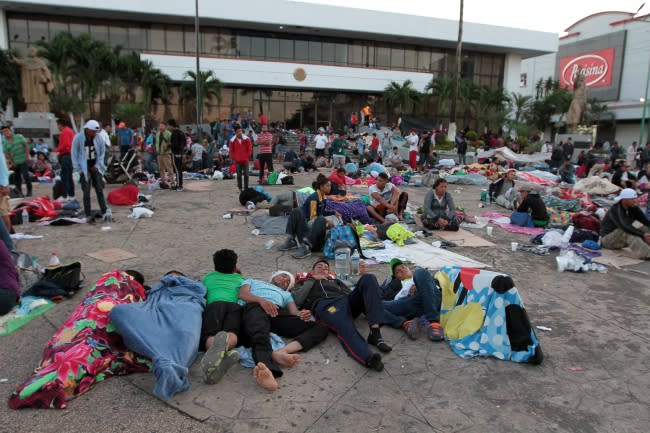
[323,224,366,260]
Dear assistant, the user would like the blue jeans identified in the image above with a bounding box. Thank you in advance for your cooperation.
[80,169,107,217]
[59,154,75,198]
[0,219,13,252]
[382,268,441,328]
[143,152,158,174]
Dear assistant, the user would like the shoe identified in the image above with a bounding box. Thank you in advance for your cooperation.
[278,237,298,251]
[86,216,96,224]
[176,187,184,192]
[365,353,384,372]
[426,321,445,342]
[292,243,312,259]
[201,331,238,384]
[403,319,421,340]
[367,333,392,353]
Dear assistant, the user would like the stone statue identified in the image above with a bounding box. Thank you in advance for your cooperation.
[10,47,54,112]
[566,71,586,133]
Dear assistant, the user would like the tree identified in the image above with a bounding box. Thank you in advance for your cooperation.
[181,70,223,122]
[529,87,572,131]
[509,92,533,122]
[382,80,422,119]
[425,77,453,115]
[241,88,273,115]
[0,50,21,109]
[584,97,615,125]
[140,61,170,115]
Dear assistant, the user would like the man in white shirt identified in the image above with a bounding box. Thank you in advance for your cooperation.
[406,129,419,170]
[313,129,328,159]
[366,172,409,223]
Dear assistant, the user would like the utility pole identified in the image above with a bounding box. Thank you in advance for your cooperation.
[194,0,201,140]
[448,0,463,141]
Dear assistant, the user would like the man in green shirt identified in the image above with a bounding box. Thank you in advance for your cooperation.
[155,121,173,186]
[331,132,347,168]
[2,126,32,197]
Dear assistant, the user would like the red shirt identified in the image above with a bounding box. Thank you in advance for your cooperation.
[259,114,268,126]
[371,137,379,150]
[257,132,274,154]
[229,136,253,164]
[56,127,75,156]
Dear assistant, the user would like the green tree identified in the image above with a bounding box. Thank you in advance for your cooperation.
[181,70,223,122]
[584,97,615,125]
[0,50,21,108]
[425,77,453,115]
[509,92,533,122]
[140,60,170,115]
[36,32,74,91]
[382,80,422,119]
[114,101,145,126]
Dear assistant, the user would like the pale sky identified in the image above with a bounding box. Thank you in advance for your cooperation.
[296,0,648,35]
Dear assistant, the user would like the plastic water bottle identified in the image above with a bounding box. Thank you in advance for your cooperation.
[48,252,61,268]
[104,208,113,223]
[350,251,360,275]
[334,247,350,280]
[560,224,574,251]
[21,209,30,230]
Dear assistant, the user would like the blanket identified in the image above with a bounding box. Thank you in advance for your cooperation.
[482,211,545,236]
[109,275,206,400]
[476,147,551,163]
[252,215,289,235]
[8,271,151,409]
[107,183,139,206]
[435,266,543,364]
[325,199,374,224]
[0,297,56,336]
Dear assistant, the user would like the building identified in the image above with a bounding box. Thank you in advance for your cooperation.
[520,11,650,148]
[1,0,556,130]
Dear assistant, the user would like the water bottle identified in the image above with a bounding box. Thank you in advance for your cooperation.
[334,247,350,280]
[350,251,360,275]
[104,208,113,223]
[48,252,60,268]
[21,209,30,230]
[560,224,574,250]
[246,201,256,210]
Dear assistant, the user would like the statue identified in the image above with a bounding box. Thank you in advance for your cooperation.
[10,47,54,112]
[566,71,586,133]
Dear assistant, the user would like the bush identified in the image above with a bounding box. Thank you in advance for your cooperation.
[465,130,479,141]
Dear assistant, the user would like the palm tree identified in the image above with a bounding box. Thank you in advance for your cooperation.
[584,97,615,125]
[181,70,223,122]
[450,0,464,125]
[36,32,74,91]
[382,80,422,120]
[425,77,453,116]
[534,78,544,99]
[509,92,533,122]
[67,34,113,116]
[241,88,273,115]
[0,49,21,108]
[140,61,170,115]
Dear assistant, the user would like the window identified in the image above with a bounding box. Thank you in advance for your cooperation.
[251,36,265,58]
[109,26,129,49]
[390,46,404,69]
[184,27,197,53]
[322,42,335,64]
[28,20,49,43]
[335,43,347,64]
[266,38,279,59]
[295,40,308,61]
[237,35,251,57]
[69,23,89,37]
[520,73,527,87]
[376,46,390,68]
[90,24,109,44]
[166,25,184,53]
[404,48,417,70]
[49,21,69,39]
[309,41,322,63]
[417,50,431,72]
[279,39,293,60]
[8,18,28,42]
[149,25,165,51]
[349,43,363,65]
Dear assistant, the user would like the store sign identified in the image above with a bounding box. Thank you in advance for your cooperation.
[559,48,614,89]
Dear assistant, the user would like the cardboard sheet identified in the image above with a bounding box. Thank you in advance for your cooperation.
[367,239,487,269]
[592,248,644,268]
[87,248,138,263]
[436,228,495,248]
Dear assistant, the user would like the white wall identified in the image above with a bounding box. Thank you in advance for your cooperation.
[615,123,643,150]
[142,53,433,92]
[503,54,523,96]
[519,53,556,98]
[0,9,7,50]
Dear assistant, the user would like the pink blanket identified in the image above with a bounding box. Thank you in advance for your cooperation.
[482,211,546,236]
[516,172,558,186]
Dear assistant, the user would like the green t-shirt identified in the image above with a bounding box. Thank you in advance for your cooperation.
[331,138,346,156]
[5,134,27,164]
[202,271,245,304]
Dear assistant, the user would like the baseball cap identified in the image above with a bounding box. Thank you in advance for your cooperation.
[614,188,638,202]
[83,120,101,131]
[390,258,405,276]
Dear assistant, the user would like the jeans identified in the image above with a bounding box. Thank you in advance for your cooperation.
[236,162,249,190]
[80,169,107,217]
[172,154,183,189]
[285,208,327,251]
[13,162,32,196]
[314,274,385,365]
[382,268,442,328]
[59,155,75,198]
[458,153,467,165]
[258,153,273,182]
[143,152,158,175]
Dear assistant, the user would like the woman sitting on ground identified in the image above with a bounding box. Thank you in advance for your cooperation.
[421,178,462,231]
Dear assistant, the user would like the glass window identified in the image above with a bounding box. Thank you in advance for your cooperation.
[237,35,251,57]
[11,41,28,57]
[49,21,69,39]
[430,52,446,74]
[90,24,109,44]
[185,27,197,53]
[166,25,184,53]
[364,45,374,67]
[8,18,28,42]
[212,30,235,56]
[376,46,390,68]
[251,36,265,58]
[322,42,335,65]
[279,39,293,60]
[149,25,165,51]
[335,43,347,65]
[461,58,474,80]
[110,26,129,49]
[295,40,308,61]
[286,91,301,101]
[417,50,431,72]
[69,23,89,37]
[349,43,363,65]
[309,41,322,63]
[202,29,218,54]
[266,38,279,59]
[237,89,253,107]
[404,48,417,70]
[390,46,404,69]
[28,20,49,43]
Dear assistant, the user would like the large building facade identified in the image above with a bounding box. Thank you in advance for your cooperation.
[1,0,556,129]
[520,11,650,147]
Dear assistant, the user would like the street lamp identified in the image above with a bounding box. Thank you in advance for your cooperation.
[640,59,650,146]
[194,0,201,140]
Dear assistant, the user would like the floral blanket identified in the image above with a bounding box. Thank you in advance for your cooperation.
[8,271,151,409]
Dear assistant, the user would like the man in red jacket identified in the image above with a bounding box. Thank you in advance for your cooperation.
[56,118,76,200]
[229,126,252,191]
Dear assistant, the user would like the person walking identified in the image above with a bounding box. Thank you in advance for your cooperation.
[71,120,107,223]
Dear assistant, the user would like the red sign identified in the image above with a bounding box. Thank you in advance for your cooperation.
[559,47,615,89]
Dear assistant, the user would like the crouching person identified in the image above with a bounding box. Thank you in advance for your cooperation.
[421,178,462,231]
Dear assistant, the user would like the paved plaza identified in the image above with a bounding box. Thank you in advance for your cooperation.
[1,173,649,433]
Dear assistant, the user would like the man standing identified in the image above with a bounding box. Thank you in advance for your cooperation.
[0,137,14,250]
[155,121,173,186]
[331,132,347,168]
[229,126,253,191]
[116,122,134,159]
[600,188,650,259]
[55,118,76,200]
[366,172,408,223]
[456,134,468,166]
[313,128,328,159]
[2,125,31,197]
[168,119,185,191]
[406,129,419,170]
[256,124,274,184]
[71,120,107,223]
[563,137,574,162]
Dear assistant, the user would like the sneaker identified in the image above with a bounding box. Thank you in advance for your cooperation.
[200,331,238,384]
[365,353,384,372]
[367,333,392,353]
[176,187,184,192]
[277,237,298,251]
[403,319,421,340]
[426,321,445,342]
[292,243,312,259]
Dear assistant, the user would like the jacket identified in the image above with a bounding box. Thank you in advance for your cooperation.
[71,131,106,176]
[601,202,650,238]
[229,136,252,164]
[489,177,514,202]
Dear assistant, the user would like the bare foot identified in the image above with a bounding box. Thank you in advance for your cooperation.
[272,350,301,369]
[253,362,278,392]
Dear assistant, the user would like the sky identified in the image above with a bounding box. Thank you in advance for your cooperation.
[295,0,649,35]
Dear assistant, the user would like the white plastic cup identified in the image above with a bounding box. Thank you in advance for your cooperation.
[511,242,518,252]
[486,226,493,236]
[263,240,274,250]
